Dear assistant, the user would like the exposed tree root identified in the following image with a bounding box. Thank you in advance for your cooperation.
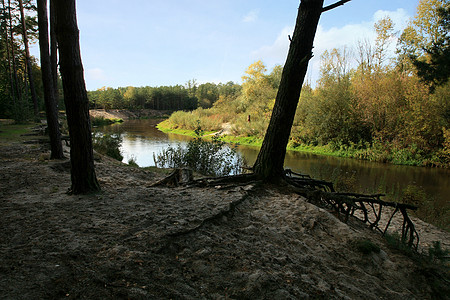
[156,168,420,249]
[285,170,420,250]
[154,182,257,254]
[192,173,262,188]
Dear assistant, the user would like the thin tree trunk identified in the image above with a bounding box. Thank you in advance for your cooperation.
[1,0,16,106]
[253,0,324,180]
[49,0,59,105]
[54,0,100,194]
[37,0,64,159]
[18,0,39,117]
[7,0,21,103]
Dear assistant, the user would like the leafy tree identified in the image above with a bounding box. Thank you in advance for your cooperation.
[240,61,276,117]
[412,5,450,88]
[373,16,396,69]
[196,82,219,108]
[398,0,449,87]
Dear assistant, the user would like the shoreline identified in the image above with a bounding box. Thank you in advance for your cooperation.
[156,119,449,169]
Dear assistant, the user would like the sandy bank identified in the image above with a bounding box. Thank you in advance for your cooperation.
[0,136,448,299]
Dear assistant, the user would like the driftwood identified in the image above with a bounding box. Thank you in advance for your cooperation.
[286,170,420,250]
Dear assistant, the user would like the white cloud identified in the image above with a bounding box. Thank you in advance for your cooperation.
[373,8,411,32]
[251,9,412,85]
[251,26,292,65]
[243,9,259,23]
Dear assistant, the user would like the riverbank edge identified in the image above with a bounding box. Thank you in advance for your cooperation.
[89,108,172,121]
[156,119,449,169]
[1,127,449,299]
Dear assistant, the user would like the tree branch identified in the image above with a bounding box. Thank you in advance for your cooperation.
[322,0,352,12]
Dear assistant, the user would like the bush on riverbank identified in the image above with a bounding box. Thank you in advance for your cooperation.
[92,133,123,161]
[154,126,245,176]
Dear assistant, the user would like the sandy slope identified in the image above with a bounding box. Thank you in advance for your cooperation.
[0,140,448,299]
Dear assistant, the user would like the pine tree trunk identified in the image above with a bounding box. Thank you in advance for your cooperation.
[54,0,100,194]
[253,0,324,181]
[18,0,39,117]
[49,0,59,105]
[37,0,64,159]
[1,0,16,106]
[7,0,21,104]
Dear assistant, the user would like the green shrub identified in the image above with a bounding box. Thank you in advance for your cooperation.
[427,241,449,264]
[127,155,139,167]
[154,126,244,176]
[92,133,123,161]
[352,239,381,255]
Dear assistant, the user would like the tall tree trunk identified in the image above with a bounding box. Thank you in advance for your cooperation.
[37,0,64,159]
[7,0,21,103]
[253,0,324,180]
[18,0,39,117]
[49,0,59,105]
[1,0,16,106]
[54,0,100,194]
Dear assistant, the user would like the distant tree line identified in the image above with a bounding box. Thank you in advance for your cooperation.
[87,81,242,111]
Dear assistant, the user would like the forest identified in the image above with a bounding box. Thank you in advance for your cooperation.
[0,0,449,167]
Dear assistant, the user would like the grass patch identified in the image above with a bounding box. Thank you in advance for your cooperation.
[91,116,124,127]
[158,119,448,168]
[157,120,215,137]
[158,120,263,147]
[0,123,36,144]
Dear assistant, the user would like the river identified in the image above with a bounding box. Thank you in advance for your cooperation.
[98,119,449,228]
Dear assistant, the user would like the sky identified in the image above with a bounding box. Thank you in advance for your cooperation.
[31,0,420,91]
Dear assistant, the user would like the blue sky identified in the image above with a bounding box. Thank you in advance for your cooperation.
[32,0,419,90]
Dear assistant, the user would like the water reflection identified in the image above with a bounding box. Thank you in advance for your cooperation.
[97,119,449,228]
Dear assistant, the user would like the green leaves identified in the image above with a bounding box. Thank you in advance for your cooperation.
[154,124,244,177]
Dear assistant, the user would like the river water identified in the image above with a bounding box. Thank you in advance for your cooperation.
[99,119,449,226]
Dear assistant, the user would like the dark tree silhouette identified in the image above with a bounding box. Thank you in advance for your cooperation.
[18,0,39,118]
[37,0,64,159]
[49,0,59,105]
[253,0,351,181]
[54,0,100,194]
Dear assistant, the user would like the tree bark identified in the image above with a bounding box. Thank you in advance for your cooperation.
[54,0,100,194]
[1,0,16,106]
[18,0,39,117]
[253,0,324,180]
[37,0,64,159]
[49,0,59,105]
[7,0,21,104]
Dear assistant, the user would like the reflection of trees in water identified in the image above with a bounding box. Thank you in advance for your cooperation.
[97,120,449,228]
